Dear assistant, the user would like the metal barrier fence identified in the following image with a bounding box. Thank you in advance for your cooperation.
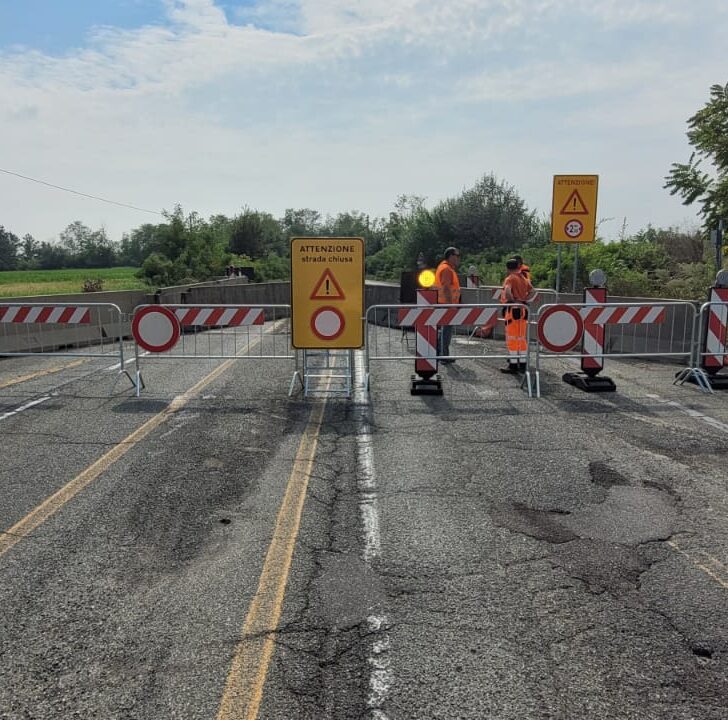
[467,287,558,339]
[531,301,698,398]
[676,300,728,392]
[0,301,129,374]
[365,302,534,394]
[131,304,294,396]
[472,285,558,309]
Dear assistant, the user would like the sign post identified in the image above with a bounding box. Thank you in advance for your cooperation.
[551,175,599,291]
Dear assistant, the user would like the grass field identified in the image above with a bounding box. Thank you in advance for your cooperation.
[0,267,147,298]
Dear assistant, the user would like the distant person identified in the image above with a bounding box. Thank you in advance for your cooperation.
[466,264,480,289]
[434,247,461,363]
[500,258,534,373]
[514,255,531,282]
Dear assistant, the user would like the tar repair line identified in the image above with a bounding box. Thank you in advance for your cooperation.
[0,395,52,422]
[215,378,331,720]
[354,350,393,720]
[0,324,281,557]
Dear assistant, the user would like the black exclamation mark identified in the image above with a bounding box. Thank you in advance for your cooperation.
[326,279,330,295]
[573,196,577,212]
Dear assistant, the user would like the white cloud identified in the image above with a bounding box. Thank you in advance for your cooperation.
[0,0,723,241]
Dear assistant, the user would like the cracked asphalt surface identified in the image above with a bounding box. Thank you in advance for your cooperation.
[2,325,728,719]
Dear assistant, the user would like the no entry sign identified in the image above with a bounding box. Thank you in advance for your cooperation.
[132,306,181,353]
[538,305,583,352]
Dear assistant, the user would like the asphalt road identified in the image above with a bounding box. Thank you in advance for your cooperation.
[1,326,728,719]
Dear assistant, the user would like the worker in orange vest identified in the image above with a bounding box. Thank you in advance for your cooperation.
[434,247,461,363]
[500,258,534,373]
[514,255,531,282]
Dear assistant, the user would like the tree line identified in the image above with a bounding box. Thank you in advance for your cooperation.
[1,81,725,299]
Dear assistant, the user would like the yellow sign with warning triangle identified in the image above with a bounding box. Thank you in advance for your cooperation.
[291,237,365,348]
[551,175,599,243]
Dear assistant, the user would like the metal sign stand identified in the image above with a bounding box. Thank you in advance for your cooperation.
[297,349,353,398]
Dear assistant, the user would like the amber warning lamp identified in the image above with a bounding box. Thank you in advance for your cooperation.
[417,269,436,289]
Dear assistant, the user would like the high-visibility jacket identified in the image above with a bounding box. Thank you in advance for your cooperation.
[500,272,532,304]
[520,264,531,282]
[501,271,530,362]
[434,260,461,304]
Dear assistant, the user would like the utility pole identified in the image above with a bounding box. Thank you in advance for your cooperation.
[717,220,725,271]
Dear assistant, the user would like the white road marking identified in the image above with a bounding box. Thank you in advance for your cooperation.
[105,350,149,372]
[354,351,392,720]
[0,395,52,422]
[646,393,728,435]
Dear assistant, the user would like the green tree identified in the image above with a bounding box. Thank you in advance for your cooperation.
[0,226,20,270]
[20,234,38,267]
[228,209,282,259]
[36,241,72,270]
[665,82,728,231]
[134,206,230,286]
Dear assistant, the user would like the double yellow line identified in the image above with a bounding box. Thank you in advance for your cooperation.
[215,395,328,719]
[0,359,86,390]
[0,339,331,720]
[0,357,238,557]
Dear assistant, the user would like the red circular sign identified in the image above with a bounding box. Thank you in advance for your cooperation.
[310,306,345,341]
[565,219,584,238]
[538,305,584,352]
[132,306,181,353]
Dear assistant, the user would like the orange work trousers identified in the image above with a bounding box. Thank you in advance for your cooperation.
[504,307,528,364]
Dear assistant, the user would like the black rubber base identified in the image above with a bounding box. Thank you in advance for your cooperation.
[562,372,616,392]
[411,374,443,396]
[706,374,728,390]
[675,369,728,390]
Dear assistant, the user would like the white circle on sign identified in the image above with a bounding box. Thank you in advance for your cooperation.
[311,306,345,341]
[538,305,583,353]
[132,306,180,353]
[565,219,583,238]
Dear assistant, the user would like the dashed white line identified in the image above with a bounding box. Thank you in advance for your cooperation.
[0,395,52,422]
[354,350,392,720]
[646,393,728,434]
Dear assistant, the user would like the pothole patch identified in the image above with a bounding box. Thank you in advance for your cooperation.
[489,503,577,544]
[589,461,630,488]
[560,486,677,545]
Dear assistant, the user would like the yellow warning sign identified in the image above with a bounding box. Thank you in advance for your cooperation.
[291,237,364,348]
[551,175,599,243]
[310,268,345,300]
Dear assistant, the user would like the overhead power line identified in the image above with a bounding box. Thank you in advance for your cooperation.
[0,167,164,216]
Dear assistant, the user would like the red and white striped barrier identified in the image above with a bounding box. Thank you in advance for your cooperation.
[398,306,498,327]
[581,305,666,325]
[0,305,91,324]
[539,302,667,356]
[703,288,728,370]
[412,290,438,375]
[489,288,542,304]
[174,307,264,327]
[582,288,607,373]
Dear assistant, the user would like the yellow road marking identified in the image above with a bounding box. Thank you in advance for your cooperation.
[0,357,238,558]
[0,359,86,390]
[216,395,329,720]
[667,540,728,590]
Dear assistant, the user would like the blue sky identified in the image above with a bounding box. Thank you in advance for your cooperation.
[0,0,726,243]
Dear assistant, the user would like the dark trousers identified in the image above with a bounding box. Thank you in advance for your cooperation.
[437,325,453,358]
